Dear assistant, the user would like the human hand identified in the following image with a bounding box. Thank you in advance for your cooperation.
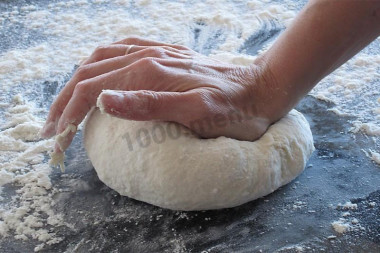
[40,37,280,158]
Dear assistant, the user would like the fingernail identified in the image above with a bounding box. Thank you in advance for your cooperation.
[39,121,56,139]
[97,90,126,115]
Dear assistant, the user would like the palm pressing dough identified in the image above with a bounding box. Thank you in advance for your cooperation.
[83,109,314,211]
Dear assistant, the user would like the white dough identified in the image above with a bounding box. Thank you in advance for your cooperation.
[83,109,314,211]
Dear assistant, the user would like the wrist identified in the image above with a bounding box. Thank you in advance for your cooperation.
[248,57,296,124]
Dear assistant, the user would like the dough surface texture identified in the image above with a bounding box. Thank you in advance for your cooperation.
[84,109,314,211]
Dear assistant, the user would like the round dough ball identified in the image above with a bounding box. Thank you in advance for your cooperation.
[83,109,314,211]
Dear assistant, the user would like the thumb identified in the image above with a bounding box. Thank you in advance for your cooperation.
[96,89,196,122]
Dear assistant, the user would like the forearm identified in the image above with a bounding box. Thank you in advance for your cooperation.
[254,0,380,121]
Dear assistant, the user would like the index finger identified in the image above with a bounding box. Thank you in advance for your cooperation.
[41,46,132,138]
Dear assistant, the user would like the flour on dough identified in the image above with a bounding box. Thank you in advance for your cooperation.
[84,109,314,211]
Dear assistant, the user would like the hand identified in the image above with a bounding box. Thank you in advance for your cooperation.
[41,37,277,156]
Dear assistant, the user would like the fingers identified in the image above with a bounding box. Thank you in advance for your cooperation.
[97,89,198,122]
[51,69,128,151]
[41,48,192,139]
[83,36,192,66]
[41,55,131,138]
[81,44,192,66]
[81,37,191,66]
[51,57,166,151]
[42,36,195,155]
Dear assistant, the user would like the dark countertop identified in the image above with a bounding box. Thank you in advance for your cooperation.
[0,1,379,252]
[42,96,380,253]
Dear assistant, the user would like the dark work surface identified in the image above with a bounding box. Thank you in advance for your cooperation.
[0,0,379,252]
[3,96,378,253]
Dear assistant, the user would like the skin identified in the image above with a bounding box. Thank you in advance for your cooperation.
[40,0,380,156]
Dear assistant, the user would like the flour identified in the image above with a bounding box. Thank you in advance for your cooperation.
[331,215,364,234]
[331,219,351,234]
[331,201,365,234]
[351,121,380,136]
[311,52,380,160]
[0,0,296,89]
[337,201,358,210]
[49,124,77,172]
[0,0,378,250]
[362,149,380,166]
[0,0,301,249]
[369,150,380,165]
[0,96,64,250]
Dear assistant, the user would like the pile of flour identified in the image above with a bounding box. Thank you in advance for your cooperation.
[0,0,378,251]
[0,95,64,250]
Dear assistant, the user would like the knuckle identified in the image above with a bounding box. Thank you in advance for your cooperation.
[73,81,90,95]
[137,57,160,70]
[72,81,94,107]
[145,47,157,55]
[123,36,140,45]
[94,45,106,51]
[72,81,98,109]
[175,45,191,51]
[161,46,171,51]
[94,46,107,55]
[140,90,161,113]
[146,47,165,58]
[75,65,90,79]
[92,45,107,58]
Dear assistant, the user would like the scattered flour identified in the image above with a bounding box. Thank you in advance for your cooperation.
[336,201,358,210]
[368,202,376,207]
[351,121,380,136]
[331,219,351,234]
[353,120,380,165]
[0,0,299,250]
[277,244,307,253]
[331,201,364,235]
[292,201,307,210]
[331,216,364,234]
[369,150,380,165]
[362,149,380,166]
[0,96,65,250]
[0,0,379,250]
[311,51,380,163]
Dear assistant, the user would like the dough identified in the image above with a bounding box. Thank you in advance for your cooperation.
[83,109,314,211]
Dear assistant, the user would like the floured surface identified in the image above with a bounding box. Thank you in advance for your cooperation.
[0,0,379,252]
[0,1,303,249]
